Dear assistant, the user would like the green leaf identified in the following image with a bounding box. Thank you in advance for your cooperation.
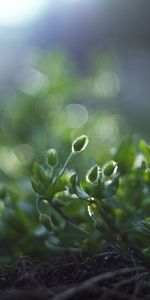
[134,220,150,237]
[31,179,44,195]
[59,221,89,246]
[91,180,105,198]
[114,138,135,174]
[45,243,68,253]
[142,247,150,257]
[105,197,128,211]
[33,161,40,180]
[70,173,92,203]
[39,199,51,214]
[139,140,150,166]
[63,200,85,216]
[50,209,66,230]
[0,186,6,199]
[39,199,66,230]
[52,176,66,194]
[39,165,49,186]
[39,213,53,231]
[45,242,81,253]
[104,176,119,197]
[44,176,66,200]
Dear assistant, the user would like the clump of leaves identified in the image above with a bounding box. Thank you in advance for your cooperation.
[32,136,150,257]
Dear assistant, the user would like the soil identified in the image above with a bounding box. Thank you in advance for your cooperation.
[0,245,150,300]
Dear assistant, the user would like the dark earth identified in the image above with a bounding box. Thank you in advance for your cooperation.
[0,245,150,300]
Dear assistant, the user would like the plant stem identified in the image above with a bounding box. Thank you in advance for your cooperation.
[99,207,115,231]
[36,195,40,214]
[52,202,70,221]
[51,166,55,179]
[59,152,74,177]
[52,202,90,236]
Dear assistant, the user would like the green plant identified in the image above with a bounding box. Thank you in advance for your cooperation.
[31,135,90,252]
[31,135,150,257]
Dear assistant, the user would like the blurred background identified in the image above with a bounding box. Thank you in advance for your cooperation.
[0,0,150,261]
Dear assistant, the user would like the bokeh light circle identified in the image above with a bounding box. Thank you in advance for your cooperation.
[65,104,88,128]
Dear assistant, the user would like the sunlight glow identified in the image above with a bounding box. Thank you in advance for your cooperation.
[65,104,88,128]
[0,0,50,27]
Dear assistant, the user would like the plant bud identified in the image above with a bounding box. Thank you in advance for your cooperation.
[103,160,117,177]
[72,135,89,153]
[39,213,53,231]
[31,180,44,194]
[87,165,98,182]
[47,148,58,167]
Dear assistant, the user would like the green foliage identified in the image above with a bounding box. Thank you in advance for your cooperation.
[139,140,150,166]
[30,135,90,251]
[0,134,150,261]
[31,136,150,258]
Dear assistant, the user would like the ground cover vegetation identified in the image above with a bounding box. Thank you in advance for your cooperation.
[0,135,150,300]
[31,135,150,258]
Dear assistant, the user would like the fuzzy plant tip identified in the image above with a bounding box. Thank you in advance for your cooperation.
[47,148,58,167]
[87,165,98,182]
[72,135,89,153]
[103,160,117,177]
